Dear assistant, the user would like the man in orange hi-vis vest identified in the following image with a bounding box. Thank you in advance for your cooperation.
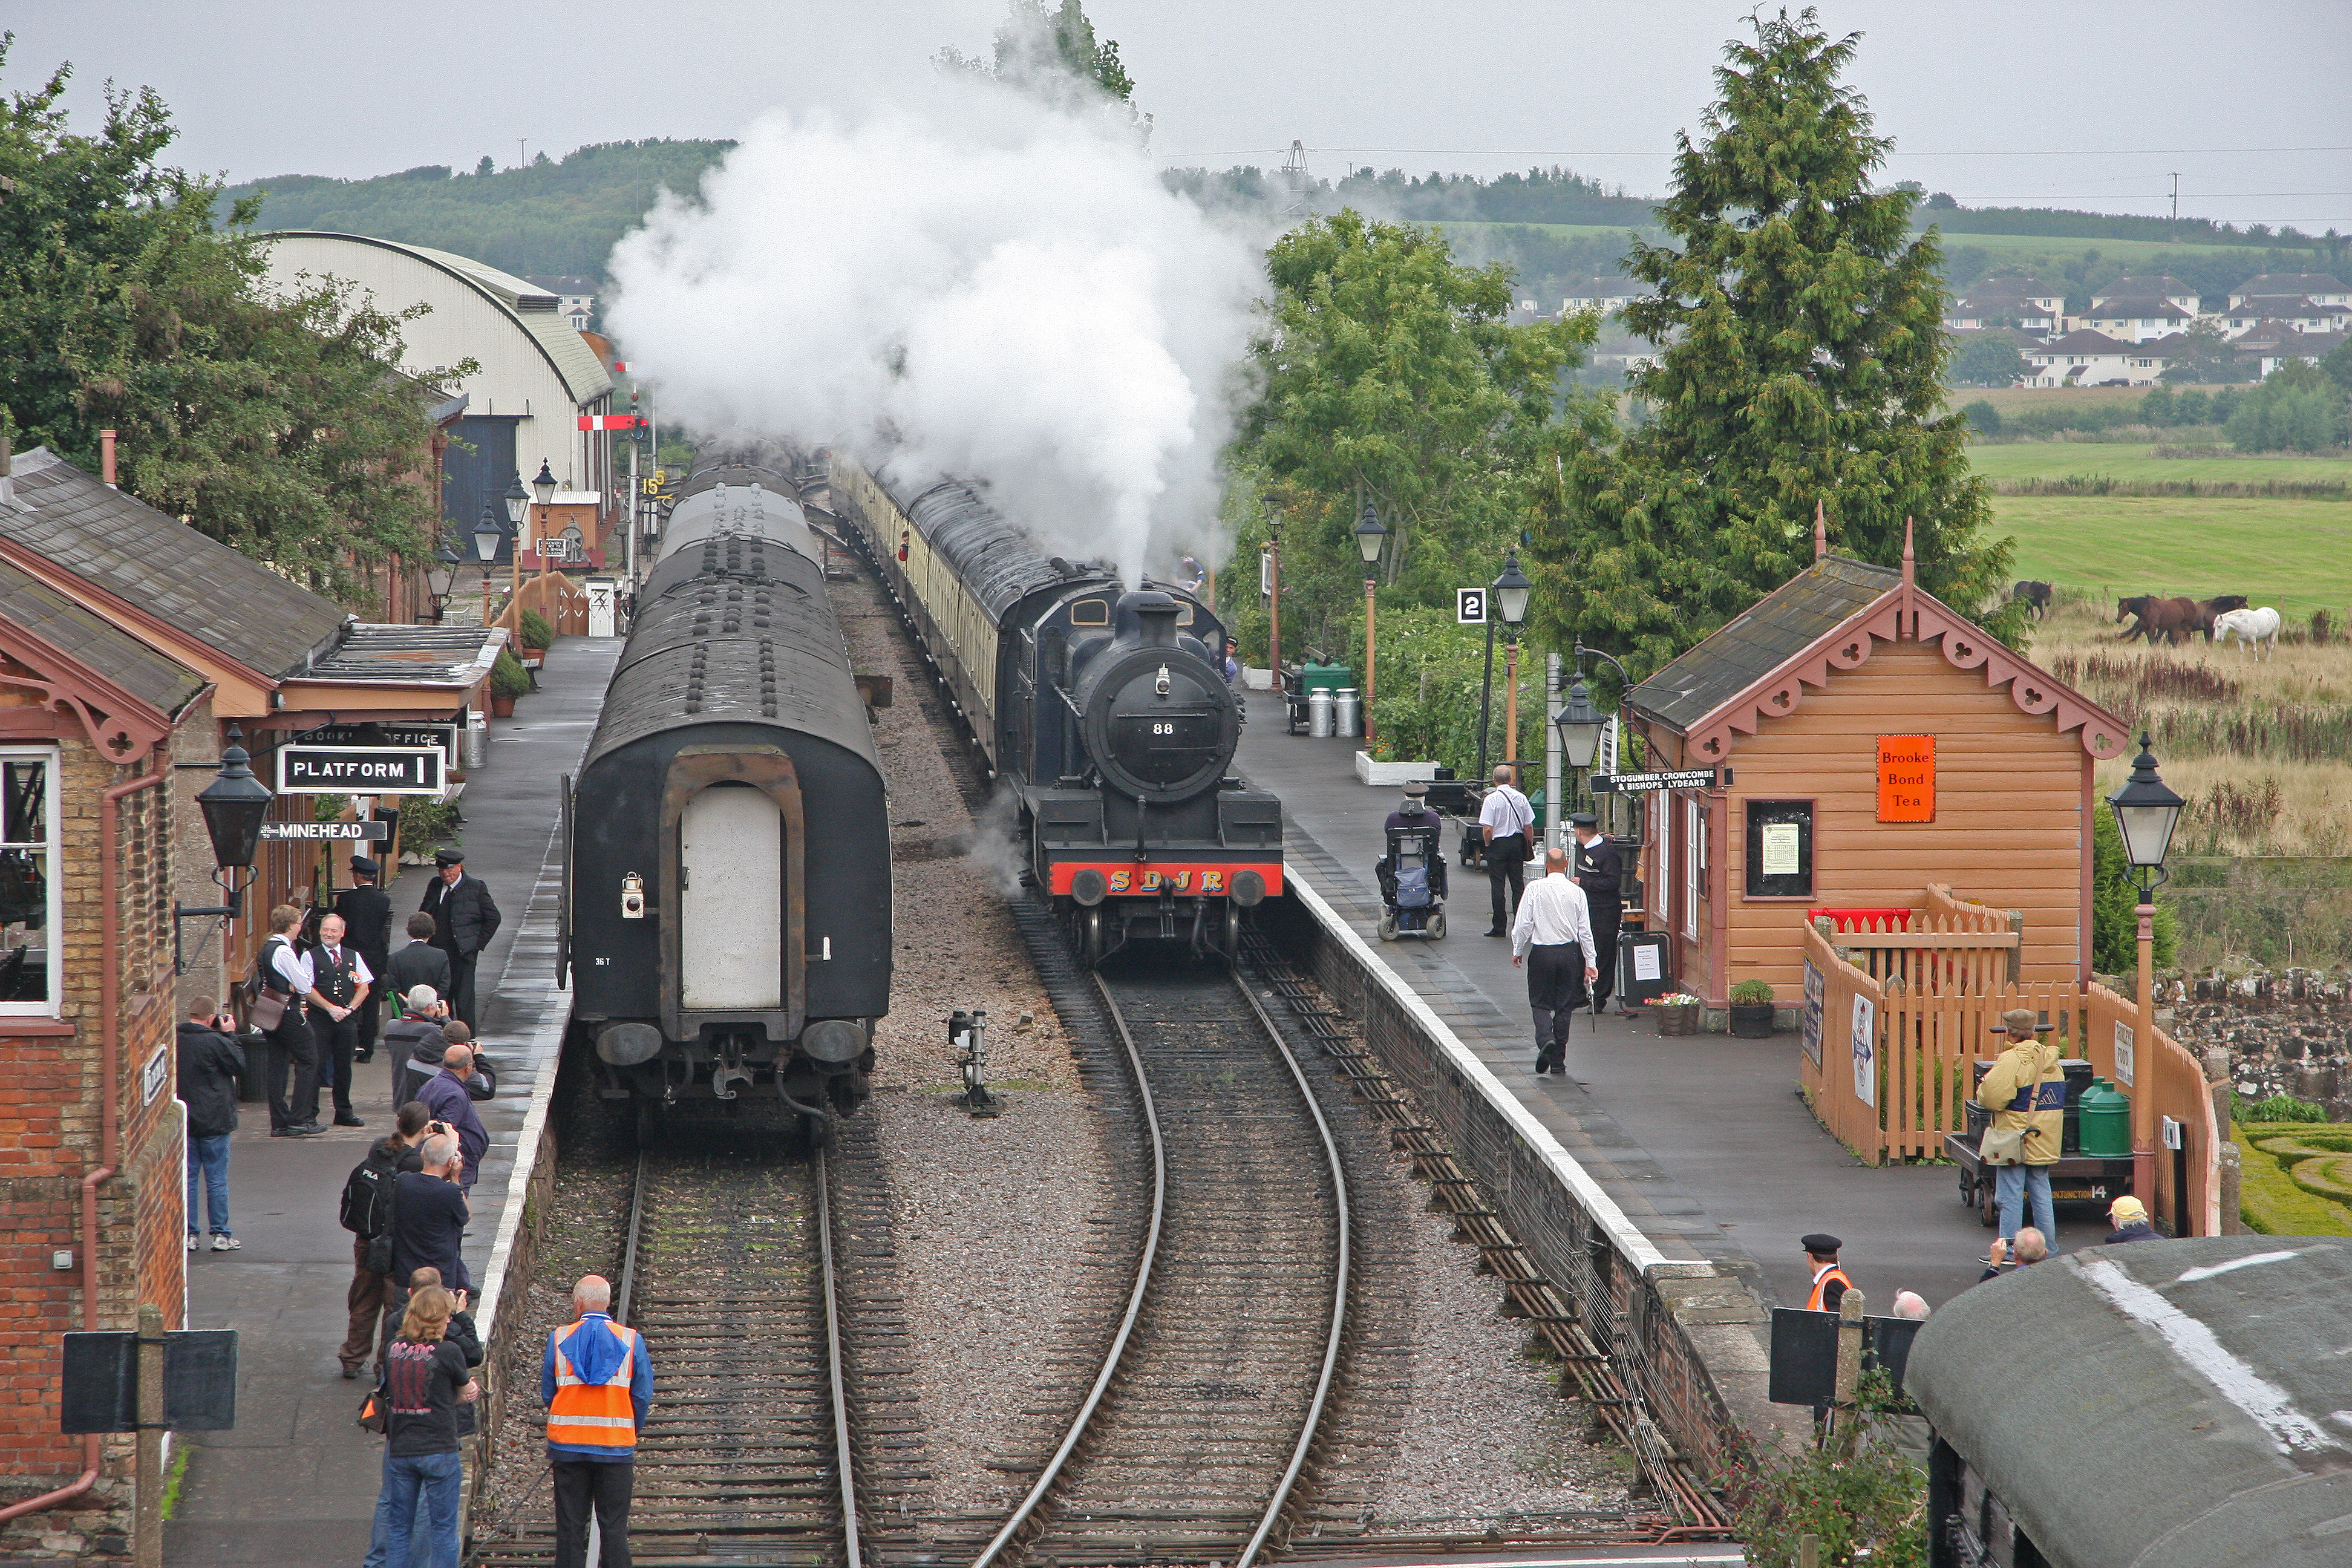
[541,1275,653,1568]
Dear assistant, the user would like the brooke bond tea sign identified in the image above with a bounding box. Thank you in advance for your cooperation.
[1877,734,1935,822]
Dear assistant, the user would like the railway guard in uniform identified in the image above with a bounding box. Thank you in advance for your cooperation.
[1802,1233,1851,1312]
[1569,814,1623,1013]
[543,1274,653,1568]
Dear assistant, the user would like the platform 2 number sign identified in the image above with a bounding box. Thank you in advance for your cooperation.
[1456,587,1487,625]
[1877,734,1935,822]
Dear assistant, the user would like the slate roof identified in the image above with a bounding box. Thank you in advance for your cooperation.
[0,557,205,719]
[2232,272,2349,300]
[2031,328,2134,355]
[304,624,505,687]
[2086,298,2192,319]
[1628,555,1900,733]
[2,447,348,679]
[1906,1236,2352,1568]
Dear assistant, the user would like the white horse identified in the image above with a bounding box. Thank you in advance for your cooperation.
[2212,606,2282,660]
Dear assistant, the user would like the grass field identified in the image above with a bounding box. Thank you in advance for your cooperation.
[1970,444,2352,485]
[1961,384,2224,416]
[1995,496,2352,619]
[1931,230,2292,270]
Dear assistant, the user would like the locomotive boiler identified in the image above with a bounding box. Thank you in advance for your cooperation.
[834,462,1282,963]
[564,459,889,1138]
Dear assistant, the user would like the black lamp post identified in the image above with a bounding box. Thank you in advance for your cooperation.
[425,538,460,624]
[172,728,276,975]
[1354,498,1387,745]
[1472,552,1535,788]
[2107,733,2184,1220]
[473,499,506,627]
[1494,553,1531,780]
[1553,670,1606,815]
[531,460,558,509]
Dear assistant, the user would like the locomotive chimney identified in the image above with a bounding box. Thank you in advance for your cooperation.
[1120,590,1181,647]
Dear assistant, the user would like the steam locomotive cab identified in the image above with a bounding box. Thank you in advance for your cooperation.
[1023,589,1283,962]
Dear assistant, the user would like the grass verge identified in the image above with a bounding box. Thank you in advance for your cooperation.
[2233,1123,2352,1236]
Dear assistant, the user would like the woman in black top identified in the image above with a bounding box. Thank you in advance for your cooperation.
[375,1285,478,1568]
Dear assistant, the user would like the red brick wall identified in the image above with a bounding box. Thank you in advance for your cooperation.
[0,716,185,1552]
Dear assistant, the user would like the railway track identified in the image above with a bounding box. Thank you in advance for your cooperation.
[969,950,1355,1568]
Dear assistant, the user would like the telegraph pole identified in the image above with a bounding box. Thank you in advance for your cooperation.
[2169,172,2180,242]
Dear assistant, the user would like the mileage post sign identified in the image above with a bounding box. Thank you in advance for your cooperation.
[274,745,445,795]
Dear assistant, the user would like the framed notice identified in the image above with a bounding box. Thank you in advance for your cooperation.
[1745,799,1815,898]
[2114,1021,2134,1088]
[1802,959,1825,1069]
[1851,993,1877,1107]
[1877,735,1935,822]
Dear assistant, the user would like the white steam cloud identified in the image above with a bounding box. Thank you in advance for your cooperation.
[606,79,1262,583]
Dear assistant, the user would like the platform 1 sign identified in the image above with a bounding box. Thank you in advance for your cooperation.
[1590,768,1719,793]
[275,745,444,795]
[259,820,392,841]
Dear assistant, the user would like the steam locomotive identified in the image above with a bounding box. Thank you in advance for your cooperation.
[832,462,1282,962]
[563,459,889,1138]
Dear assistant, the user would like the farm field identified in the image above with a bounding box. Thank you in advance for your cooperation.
[1961,384,2234,416]
[1930,230,2280,269]
[1995,495,2352,621]
[1969,443,2352,486]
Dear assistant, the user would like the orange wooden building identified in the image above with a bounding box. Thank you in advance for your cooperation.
[1622,527,2132,1010]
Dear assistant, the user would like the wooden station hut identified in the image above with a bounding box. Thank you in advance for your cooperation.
[1622,523,2132,1011]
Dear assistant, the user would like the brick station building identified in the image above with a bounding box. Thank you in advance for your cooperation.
[1622,527,2132,1010]
[0,446,501,1558]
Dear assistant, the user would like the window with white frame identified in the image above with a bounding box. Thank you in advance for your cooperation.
[0,748,59,1012]
[1685,798,1703,940]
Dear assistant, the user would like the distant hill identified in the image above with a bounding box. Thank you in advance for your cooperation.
[217,139,735,283]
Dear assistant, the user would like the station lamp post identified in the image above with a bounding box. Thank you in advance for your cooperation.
[1354,499,1387,745]
[425,538,460,624]
[503,471,532,620]
[473,500,506,627]
[1494,554,1530,776]
[2107,733,2186,1228]
[171,728,275,974]
[1552,668,1606,815]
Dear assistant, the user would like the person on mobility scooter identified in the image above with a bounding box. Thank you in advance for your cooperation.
[1376,783,1449,940]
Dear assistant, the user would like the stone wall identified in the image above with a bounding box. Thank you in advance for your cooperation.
[2155,965,2352,1119]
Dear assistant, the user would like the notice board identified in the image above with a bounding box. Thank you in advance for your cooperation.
[1877,734,1935,822]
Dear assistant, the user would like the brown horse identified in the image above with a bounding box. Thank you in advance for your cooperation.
[2198,594,2249,641]
[2117,595,2205,645]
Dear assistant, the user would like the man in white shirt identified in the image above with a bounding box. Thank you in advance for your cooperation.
[1478,765,1535,937]
[1511,848,1599,1076]
[309,912,374,1129]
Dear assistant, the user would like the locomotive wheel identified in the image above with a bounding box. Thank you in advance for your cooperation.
[1377,912,1399,942]
[1224,906,1242,958]
[1080,906,1106,967]
[1427,911,1448,939]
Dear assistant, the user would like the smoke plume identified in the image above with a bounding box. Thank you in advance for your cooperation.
[606,77,1261,583]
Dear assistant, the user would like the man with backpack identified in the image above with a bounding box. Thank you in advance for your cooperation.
[339,1103,430,1380]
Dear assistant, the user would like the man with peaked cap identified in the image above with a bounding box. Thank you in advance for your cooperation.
[1569,813,1622,1013]
[334,855,394,1062]
[1802,1233,1852,1312]
[418,848,500,1030]
[1383,780,1436,832]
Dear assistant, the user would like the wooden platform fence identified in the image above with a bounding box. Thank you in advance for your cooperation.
[1797,892,2220,1236]
[493,570,589,642]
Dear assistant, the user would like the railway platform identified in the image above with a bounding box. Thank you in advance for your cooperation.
[163,638,620,1566]
[1234,691,2106,1316]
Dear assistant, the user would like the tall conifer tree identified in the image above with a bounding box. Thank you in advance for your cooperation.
[1530,8,2017,675]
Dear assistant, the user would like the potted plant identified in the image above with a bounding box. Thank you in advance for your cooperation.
[488,647,531,717]
[1728,979,1777,1038]
[519,607,555,653]
[1653,991,1703,1037]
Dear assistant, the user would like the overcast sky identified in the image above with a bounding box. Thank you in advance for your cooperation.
[15,1,2349,232]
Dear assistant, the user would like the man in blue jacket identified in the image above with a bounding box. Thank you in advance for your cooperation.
[414,1043,488,1192]
[543,1275,652,1568]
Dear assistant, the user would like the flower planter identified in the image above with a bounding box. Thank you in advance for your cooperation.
[1655,1003,1701,1037]
[1728,1002,1775,1039]
[490,693,517,718]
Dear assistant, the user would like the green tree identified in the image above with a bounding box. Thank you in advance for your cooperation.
[2227,361,2350,453]
[1948,332,2028,388]
[0,41,459,601]
[1232,211,1601,664]
[936,0,1147,137]
[1960,400,2001,438]
[2158,321,2250,385]
[1529,8,2018,683]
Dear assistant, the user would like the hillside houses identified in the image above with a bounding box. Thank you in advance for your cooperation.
[1947,266,2350,385]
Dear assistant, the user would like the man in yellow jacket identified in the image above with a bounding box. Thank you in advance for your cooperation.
[1976,1007,2067,1250]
